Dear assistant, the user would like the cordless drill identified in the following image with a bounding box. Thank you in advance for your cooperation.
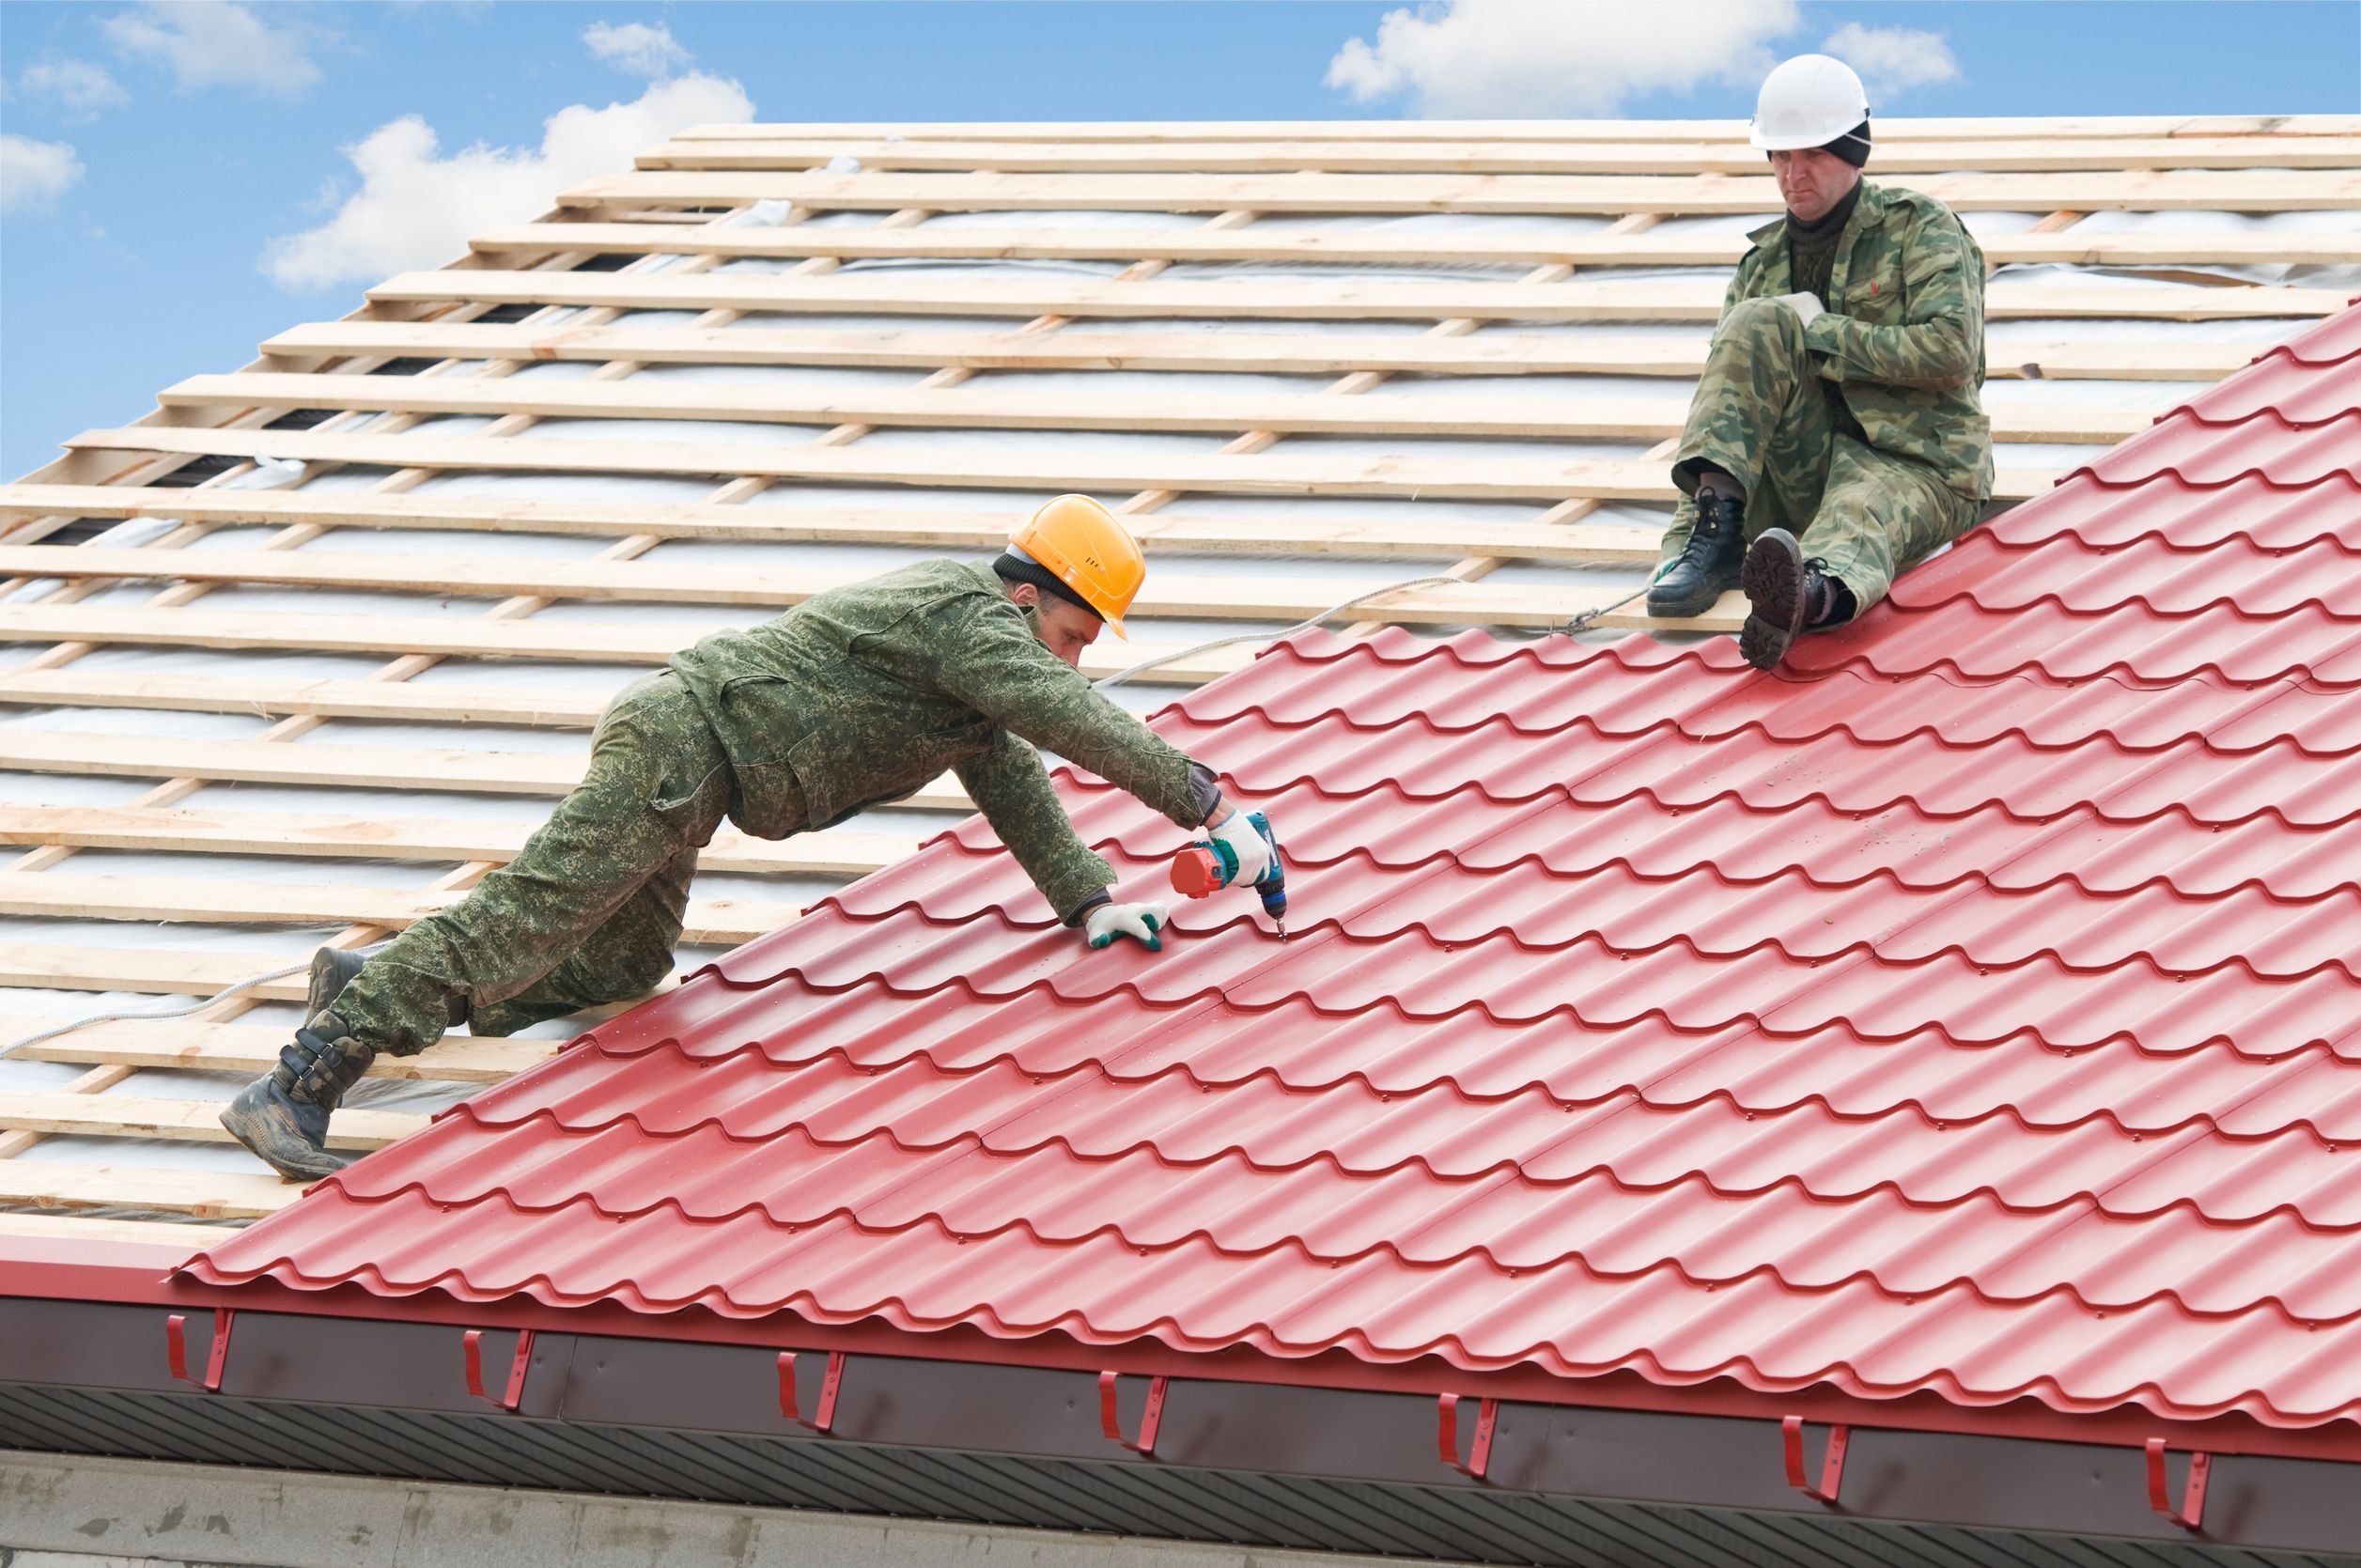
[1170,810,1288,939]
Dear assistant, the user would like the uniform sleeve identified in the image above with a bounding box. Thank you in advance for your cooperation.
[919,597,1212,831]
[954,728,1113,923]
[1802,209,1982,391]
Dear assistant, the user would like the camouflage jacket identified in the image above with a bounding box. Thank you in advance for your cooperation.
[1731,178,1995,500]
[671,559,1211,922]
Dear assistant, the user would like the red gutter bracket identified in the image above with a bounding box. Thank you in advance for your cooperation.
[778,1350,846,1435]
[1097,1371,1168,1458]
[1782,1416,1849,1506]
[164,1309,234,1392]
[2146,1437,2211,1531]
[1437,1392,1498,1483]
[461,1327,536,1413]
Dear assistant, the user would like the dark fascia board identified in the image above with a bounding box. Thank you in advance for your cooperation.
[4,1291,2358,1556]
[7,1236,2356,1466]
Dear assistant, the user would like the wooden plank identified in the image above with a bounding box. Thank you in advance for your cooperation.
[0,1211,240,1247]
[59,425,2061,503]
[0,545,1752,631]
[636,135,2361,175]
[0,1091,425,1151]
[0,803,913,877]
[0,599,688,664]
[256,320,2260,382]
[157,369,2151,445]
[0,729,974,812]
[0,544,1694,625]
[0,939,665,1011]
[4,1016,553,1082]
[0,667,619,726]
[0,600,1250,686]
[553,167,2361,215]
[472,219,2361,270]
[0,871,801,945]
[367,268,2344,322]
[0,941,324,1001]
[0,1161,302,1219]
[0,482,1669,562]
[668,116,2361,145]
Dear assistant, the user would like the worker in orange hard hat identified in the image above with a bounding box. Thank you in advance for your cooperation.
[224,494,1277,1183]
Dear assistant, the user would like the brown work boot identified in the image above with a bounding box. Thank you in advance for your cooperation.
[1739,528,1850,671]
[219,1011,375,1182]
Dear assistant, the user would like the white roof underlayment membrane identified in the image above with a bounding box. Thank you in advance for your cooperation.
[3,185,2356,1208]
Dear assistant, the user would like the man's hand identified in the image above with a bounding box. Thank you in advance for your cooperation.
[1209,808,1276,887]
[1772,291,1826,329]
[1085,899,1170,952]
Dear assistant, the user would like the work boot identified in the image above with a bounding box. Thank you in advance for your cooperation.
[219,1012,376,1183]
[306,945,367,1023]
[1646,489,1746,619]
[1739,528,1850,671]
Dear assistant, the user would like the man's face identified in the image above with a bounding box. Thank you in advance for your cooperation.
[1010,583,1104,668]
[1770,146,1861,225]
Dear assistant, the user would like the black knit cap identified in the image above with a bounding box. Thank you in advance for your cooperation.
[1824,117,1872,168]
[993,549,1101,620]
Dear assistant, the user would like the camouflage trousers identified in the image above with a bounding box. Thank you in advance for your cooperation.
[1662,296,1979,618]
[332,672,734,1056]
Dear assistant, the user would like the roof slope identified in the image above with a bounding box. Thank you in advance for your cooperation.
[190,303,2361,1438]
[4,114,2354,1256]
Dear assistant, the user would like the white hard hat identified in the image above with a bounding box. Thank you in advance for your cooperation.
[1750,54,1871,152]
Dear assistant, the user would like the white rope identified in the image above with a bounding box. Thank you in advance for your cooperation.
[1091,573,1466,691]
[0,962,309,1061]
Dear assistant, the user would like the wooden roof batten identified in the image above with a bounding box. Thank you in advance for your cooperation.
[2,114,2357,1240]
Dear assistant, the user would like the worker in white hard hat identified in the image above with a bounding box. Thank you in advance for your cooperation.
[1646,53,1995,669]
[223,496,1281,1182]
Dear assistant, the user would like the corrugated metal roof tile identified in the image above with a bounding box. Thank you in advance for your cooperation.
[189,303,2361,1437]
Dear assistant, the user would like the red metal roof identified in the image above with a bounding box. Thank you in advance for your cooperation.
[189,304,2361,1438]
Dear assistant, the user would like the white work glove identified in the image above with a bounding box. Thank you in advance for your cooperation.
[1084,899,1170,952]
[1209,809,1276,887]
[1772,291,1826,329]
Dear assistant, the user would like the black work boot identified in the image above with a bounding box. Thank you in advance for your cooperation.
[1739,528,1850,671]
[1647,489,1746,619]
[219,1012,376,1182]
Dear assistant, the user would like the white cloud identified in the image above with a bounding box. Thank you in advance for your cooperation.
[1328,0,1798,117]
[583,20,690,77]
[19,58,130,116]
[0,133,86,212]
[102,1,322,96]
[261,71,753,290]
[1823,22,1958,104]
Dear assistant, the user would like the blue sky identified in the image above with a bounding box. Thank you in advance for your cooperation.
[2,0,2355,483]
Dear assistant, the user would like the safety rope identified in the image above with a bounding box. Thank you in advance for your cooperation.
[0,961,310,1061]
[1561,582,1654,637]
[1089,573,1466,691]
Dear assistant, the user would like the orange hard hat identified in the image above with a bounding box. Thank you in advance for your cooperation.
[1007,494,1145,638]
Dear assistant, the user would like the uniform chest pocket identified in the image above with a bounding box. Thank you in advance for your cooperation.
[1848,265,1906,322]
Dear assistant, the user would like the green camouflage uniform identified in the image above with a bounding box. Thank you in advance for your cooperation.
[1658,179,1995,617]
[332,559,1213,1057]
